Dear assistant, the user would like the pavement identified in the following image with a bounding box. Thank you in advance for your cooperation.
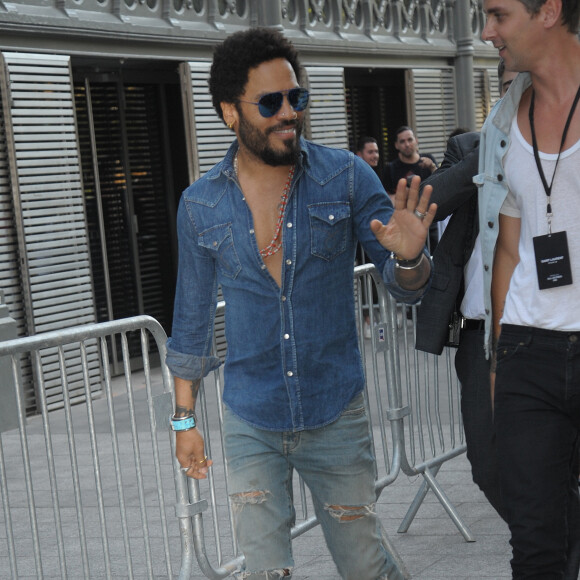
[0,332,513,580]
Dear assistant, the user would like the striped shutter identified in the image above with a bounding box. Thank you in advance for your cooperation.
[0,89,24,332]
[304,66,349,149]
[0,52,100,411]
[474,67,500,130]
[180,61,235,182]
[180,61,234,360]
[405,68,457,163]
[0,80,34,409]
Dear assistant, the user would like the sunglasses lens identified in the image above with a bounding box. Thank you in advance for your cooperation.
[255,88,310,117]
[289,88,309,111]
[258,92,283,117]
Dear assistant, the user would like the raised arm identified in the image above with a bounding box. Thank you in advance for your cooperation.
[370,175,436,291]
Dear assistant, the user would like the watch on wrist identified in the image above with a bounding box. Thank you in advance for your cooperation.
[170,413,197,431]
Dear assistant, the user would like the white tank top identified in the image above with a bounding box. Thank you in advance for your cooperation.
[500,115,580,330]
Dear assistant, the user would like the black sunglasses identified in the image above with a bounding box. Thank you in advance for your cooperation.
[238,87,310,118]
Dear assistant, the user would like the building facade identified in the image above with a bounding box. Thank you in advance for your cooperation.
[0,0,498,412]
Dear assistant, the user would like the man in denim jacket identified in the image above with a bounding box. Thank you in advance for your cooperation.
[165,28,435,580]
[477,0,580,577]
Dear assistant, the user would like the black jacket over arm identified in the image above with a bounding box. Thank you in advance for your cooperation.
[415,131,480,355]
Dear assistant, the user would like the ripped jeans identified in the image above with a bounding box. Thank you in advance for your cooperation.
[223,393,401,580]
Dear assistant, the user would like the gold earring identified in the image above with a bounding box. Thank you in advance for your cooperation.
[227,120,234,129]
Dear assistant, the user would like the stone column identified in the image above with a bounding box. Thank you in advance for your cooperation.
[454,0,476,131]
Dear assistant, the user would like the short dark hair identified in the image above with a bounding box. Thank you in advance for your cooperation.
[518,0,580,34]
[395,126,414,139]
[209,28,302,121]
[449,127,470,140]
[356,136,377,152]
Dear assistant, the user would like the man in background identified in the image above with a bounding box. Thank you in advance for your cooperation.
[383,127,438,250]
[356,135,380,171]
[382,126,437,199]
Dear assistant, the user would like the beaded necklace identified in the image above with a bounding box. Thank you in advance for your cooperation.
[234,152,295,258]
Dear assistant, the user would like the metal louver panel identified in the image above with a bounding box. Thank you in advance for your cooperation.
[180,62,232,360]
[0,79,34,410]
[406,68,457,163]
[474,67,500,131]
[0,52,100,411]
[180,61,235,182]
[304,66,349,149]
[0,90,23,331]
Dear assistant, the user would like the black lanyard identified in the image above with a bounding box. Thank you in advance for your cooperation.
[529,84,580,233]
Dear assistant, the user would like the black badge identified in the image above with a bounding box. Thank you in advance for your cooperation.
[533,230,573,290]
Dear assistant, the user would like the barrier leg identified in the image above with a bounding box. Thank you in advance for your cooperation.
[397,464,442,534]
[398,466,475,542]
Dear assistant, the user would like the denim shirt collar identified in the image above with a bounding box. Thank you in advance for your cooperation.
[491,72,532,137]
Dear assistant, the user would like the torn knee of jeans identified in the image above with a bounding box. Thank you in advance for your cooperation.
[325,502,376,522]
[230,489,271,513]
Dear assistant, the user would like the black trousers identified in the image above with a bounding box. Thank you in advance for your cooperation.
[455,326,505,518]
[495,324,580,580]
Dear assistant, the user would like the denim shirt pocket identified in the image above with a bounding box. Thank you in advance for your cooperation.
[198,223,242,279]
[308,201,351,261]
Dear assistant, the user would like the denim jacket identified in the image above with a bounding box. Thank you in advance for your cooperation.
[475,72,532,356]
[166,138,432,431]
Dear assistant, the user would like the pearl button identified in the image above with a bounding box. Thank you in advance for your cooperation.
[261,264,267,270]
[329,215,334,220]
[281,296,287,301]
[287,222,293,228]
[286,259,292,265]
[284,334,290,339]
[250,228,254,234]
[287,371,293,377]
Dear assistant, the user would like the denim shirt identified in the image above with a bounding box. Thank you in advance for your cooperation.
[166,138,432,431]
[474,72,532,356]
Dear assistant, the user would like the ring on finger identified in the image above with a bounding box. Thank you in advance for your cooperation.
[198,456,208,464]
[413,209,427,220]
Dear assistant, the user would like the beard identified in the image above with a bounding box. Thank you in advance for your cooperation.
[236,106,303,166]
[399,148,416,161]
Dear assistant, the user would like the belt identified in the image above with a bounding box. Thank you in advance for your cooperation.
[462,318,485,331]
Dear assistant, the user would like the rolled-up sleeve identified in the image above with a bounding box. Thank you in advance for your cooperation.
[165,342,221,381]
[381,249,433,304]
[166,193,221,380]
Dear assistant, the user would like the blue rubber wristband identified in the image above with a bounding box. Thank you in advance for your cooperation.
[170,414,196,431]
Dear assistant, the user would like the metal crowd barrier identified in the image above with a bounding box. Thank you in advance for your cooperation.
[0,265,470,579]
